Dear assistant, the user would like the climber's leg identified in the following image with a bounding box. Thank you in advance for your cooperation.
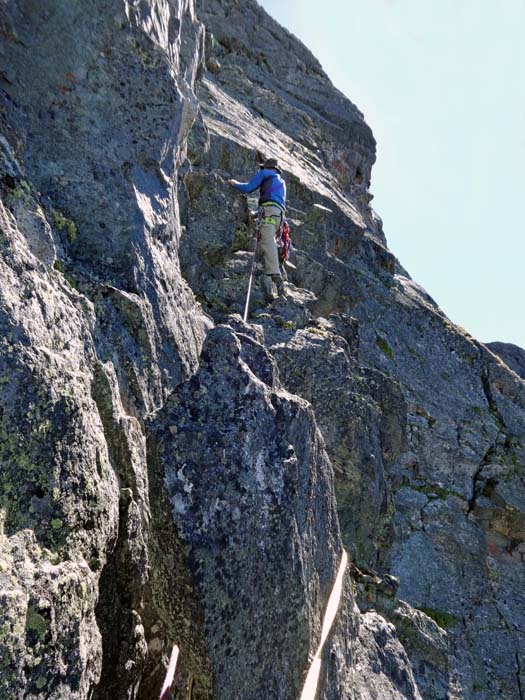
[259,209,281,277]
[259,205,285,301]
[271,273,286,297]
[261,273,275,302]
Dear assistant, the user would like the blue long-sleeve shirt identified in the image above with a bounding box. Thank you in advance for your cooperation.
[233,168,286,210]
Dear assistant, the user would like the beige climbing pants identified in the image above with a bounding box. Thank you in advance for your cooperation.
[258,204,282,276]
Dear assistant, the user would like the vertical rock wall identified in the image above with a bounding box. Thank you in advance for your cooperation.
[0,1,207,697]
[179,1,525,699]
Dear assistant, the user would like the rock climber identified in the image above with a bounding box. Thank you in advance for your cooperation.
[228,158,286,302]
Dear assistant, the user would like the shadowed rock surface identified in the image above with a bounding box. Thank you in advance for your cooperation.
[1,1,524,699]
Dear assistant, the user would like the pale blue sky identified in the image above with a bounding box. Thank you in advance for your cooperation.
[259,0,525,348]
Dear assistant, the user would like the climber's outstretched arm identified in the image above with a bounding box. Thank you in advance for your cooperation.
[228,171,265,193]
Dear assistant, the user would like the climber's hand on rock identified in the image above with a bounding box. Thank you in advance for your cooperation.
[227,179,237,186]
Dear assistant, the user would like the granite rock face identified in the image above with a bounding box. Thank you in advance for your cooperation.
[1,1,206,697]
[149,324,342,698]
[182,1,525,698]
[1,1,524,699]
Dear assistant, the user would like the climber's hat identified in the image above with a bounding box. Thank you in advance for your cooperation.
[260,158,282,174]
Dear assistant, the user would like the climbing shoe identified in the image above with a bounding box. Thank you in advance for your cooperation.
[262,274,276,303]
[271,274,286,298]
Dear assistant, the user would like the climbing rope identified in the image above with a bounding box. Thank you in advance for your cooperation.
[242,230,259,323]
[300,550,348,700]
[157,552,347,699]
[160,644,179,700]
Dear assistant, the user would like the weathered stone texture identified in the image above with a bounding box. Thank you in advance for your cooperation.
[181,1,525,698]
[1,0,525,699]
[1,1,206,697]
[150,324,341,697]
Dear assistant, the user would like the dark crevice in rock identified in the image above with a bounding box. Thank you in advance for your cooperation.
[90,364,150,699]
[467,368,510,514]
[517,650,524,700]
[139,429,214,700]
[93,490,148,700]
[91,363,145,497]
[481,367,507,432]
[467,436,501,515]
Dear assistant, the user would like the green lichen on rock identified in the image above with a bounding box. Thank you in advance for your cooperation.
[7,178,32,205]
[482,477,499,498]
[52,210,77,243]
[278,319,296,330]
[200,245,229,267]
[131,38,161,69]
[35,677,47,690]
[416,607,459,630]
[306,326,328,337]
[1,0,525,697]
[25,607,48,640]
[405,479,465,501]
[487,564,500,582]
[376,335,394,359]
[408,346,424,362]
[231,224,252,252]
[53,259,77,289]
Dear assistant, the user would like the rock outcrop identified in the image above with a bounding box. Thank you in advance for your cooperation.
[487,342,525,380]
[1,1,524,699]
